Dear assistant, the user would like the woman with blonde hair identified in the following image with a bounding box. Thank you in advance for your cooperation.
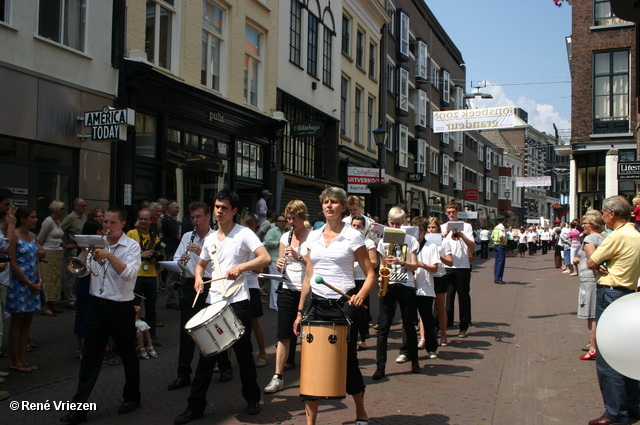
[574,213,606,360]
[37,200,66,316]
[264,199,311,393]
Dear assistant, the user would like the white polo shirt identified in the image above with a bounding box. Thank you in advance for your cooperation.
[441,221,474,269]
[415,241,440,297]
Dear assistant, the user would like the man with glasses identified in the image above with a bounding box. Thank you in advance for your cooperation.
[61,198,88,310]
[168,202,232,391]
[264,214,286,311]
[586,196,640,425]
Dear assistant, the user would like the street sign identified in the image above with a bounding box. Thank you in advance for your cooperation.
[83,106,135,141]
[618,162,640,179]
[347,167,384,194]
[552,165,570,175]
[465,189,479,200]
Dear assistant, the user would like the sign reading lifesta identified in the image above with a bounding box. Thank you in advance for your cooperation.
[84,106,136,141]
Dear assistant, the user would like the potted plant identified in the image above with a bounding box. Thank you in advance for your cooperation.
[367,181,394,198]
[550,202,566,214]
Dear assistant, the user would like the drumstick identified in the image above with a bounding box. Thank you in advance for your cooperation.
[192,291,199,309]
[191,276,226,308]
[315,276,368,310]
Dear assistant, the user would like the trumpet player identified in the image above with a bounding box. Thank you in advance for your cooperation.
[373,207,420,380]
[441,201,475,339]
[167,202,232,391]
[61,206,142,425]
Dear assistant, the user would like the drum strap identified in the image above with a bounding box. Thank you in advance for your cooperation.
[211,241,244,299]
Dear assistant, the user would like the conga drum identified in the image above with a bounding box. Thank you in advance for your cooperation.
[300,320,349,399]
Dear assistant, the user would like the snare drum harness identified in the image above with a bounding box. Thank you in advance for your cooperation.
[210,242,245,299]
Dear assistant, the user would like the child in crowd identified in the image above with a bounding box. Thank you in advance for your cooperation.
[135,306,157,359]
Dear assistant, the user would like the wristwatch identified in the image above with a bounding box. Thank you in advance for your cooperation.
[297,255,303,262]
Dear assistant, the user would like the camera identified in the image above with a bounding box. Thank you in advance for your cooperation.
[0,254,10,263]
[151,252,164,262]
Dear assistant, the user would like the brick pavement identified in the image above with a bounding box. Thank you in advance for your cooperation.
[0,253,606,424]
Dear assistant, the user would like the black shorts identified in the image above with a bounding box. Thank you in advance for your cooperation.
[249,288,263,318]
[434,276,448,294]
[276,288,301,340]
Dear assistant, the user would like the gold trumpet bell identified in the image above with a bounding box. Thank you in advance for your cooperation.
[66,249,89,275]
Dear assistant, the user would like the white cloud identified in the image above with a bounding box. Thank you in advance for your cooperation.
[468,82,570,139]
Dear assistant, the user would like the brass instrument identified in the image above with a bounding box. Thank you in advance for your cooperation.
[451,229,461,241]
[65,229,111,276]
[378,243,394,298]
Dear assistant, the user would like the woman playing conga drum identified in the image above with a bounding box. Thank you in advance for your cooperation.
[294,187,375,425]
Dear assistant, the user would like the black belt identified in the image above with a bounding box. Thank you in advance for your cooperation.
[93,296,134,305]
[596,284,635,293]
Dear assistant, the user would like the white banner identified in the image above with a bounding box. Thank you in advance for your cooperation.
[347,167,385,194]
[433,106,515,133]
[515,176,552,187]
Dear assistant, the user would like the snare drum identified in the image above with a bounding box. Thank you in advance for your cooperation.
[185,300,245,356]
[300,320,349,399]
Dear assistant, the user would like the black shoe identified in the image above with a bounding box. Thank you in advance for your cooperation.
[219,368,233,383]
[60,411,87,425]
[117,400,140,414]
[494,280,506,284]
[283,362,296,371]
[372,368,385,380]
[174,409,203,424]
[168,377,191,390]
[246,401,260,415]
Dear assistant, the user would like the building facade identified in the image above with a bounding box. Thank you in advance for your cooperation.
[568,0,637,217]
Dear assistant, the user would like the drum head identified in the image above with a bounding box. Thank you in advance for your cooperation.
[185,300,228,329]
[301,320,349,326]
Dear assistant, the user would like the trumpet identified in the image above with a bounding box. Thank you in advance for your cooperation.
[65,229,111,276]
[451,229,461,241]
[378,243,394,298]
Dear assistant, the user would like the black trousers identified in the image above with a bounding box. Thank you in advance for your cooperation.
[187,299,259,413]
[177,279,231,381]
[445,268,471,331]
[305,294,365,396]
[72,296,140,404]
[480,241,489,259]
[376,284,418,368]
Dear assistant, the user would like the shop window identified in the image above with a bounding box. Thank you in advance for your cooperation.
[290,0,302,66]
[202,1,224,92]
[244,26,263,109]
[145,0,178,71]
[135,113,157,158]
[168,128,181,144]
[236,140,263,180]
[38,0,86,51]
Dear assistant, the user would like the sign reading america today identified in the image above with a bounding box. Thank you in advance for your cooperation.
[433,106,515,133]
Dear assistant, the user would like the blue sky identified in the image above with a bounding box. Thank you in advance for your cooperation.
[426,0,572,141]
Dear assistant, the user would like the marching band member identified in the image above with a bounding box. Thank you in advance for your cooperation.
[61,206,142,425]
[264,200,310,394]
[441,201,475,338]
[342,195,372,228]
[294,187,375,425]
[167,202,232,392]
[372,207,420,380]
[174,190,270,424]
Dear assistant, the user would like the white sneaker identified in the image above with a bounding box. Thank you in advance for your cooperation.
[396,354,408,363]
[562,270,570,273]
[264,375,284,393]
[427,351,438,359]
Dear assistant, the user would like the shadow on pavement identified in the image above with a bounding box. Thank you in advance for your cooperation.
[369,412,451,424]
[528,311,576,319]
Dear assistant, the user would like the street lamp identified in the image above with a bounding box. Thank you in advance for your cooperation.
[373,126,388,219]
[504,188,511,199]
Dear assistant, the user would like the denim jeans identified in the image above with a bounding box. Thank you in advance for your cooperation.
[595,286,640,422]
[494,244,506,282]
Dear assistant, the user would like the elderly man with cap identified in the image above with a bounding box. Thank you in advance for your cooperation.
[256,190,271,226]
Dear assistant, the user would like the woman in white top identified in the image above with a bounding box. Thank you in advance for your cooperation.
[264,200,311,394]
[37,200,65,316]
[294,187,375,425]
[425,217,453,347]
[350,215,378,351]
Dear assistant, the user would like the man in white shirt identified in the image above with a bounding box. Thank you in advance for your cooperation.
[255,189,271,225]
[373,207,421,380]
[61,206,142,425]
[441,202,476,338]
[167,202,231,391]
[174,190,271,423]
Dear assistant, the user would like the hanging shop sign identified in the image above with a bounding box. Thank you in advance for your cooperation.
[433,106,515,133]
[347,167,385,194]
[83,106,136,141]
[291,121,324,138]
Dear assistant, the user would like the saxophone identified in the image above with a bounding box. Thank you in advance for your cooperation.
[378,243,394,297]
